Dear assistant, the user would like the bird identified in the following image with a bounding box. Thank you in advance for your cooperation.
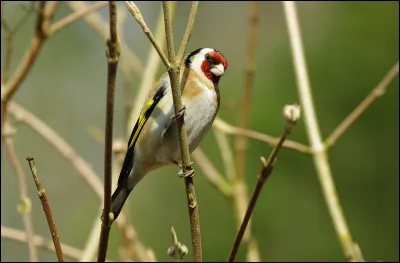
[110,47,228,220]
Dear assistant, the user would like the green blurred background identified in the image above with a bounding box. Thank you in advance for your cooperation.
[1,1,398,262]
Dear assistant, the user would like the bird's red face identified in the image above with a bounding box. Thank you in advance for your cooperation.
[201,50,228,84]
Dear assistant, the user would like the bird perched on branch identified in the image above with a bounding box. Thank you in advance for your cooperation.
[111,48,228,220]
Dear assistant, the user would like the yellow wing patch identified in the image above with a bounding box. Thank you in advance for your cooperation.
[128,98,154,148]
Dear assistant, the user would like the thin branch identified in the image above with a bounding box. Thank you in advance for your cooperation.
[4,135,38,262]
[125,1,170,68]
[214,117,311,154]
[228,104,301,262]
[325,61,399,148]
[98,2,120,262]
[1,226,82,261]
[176,1,199,64]
[26,154,64,262]
[49,1,108,35]
[283,2,364,261]
[162,1,202,261]
[192,148,233,197]
[67,1,143,77]
[127,3,177,135]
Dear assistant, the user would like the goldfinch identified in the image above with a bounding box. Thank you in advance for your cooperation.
[111,48,228,220]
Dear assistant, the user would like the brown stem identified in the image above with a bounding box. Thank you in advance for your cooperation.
[228,116,298,262]
[26,154,64,262]
[97,1,120,262]
[162,1,202,261]
[4,136,38,262]
[325,61,399,148]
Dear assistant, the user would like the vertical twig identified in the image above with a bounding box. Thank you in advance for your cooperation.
[283,1,364,261]
[162,1,202,261]
[232,1,261,261]
[97,1,120,262]
[4,136,38,262]
[228,105,301,262]
[26,154,64,262]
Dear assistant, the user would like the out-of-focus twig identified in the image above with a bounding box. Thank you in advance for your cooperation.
[213,130,236,182]
[97,2,120,262]
[67,1,143,77]
[167,227,188,261]
[228,104,301,262]
[214,117,310,154]
[4,134,38,262]
[325,61,399,148]
[49,1,108,35]
[176,1,199,64]
[233,2,261,260]
[192,148,233,197]
[283,2,364,261]
[1,1,51,145]
[26,154,64,262]
[1,226,83,261]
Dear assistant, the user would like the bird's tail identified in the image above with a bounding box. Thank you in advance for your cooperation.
[110,186,132,220]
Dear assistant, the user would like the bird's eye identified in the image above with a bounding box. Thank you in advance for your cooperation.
[205,54,212,62]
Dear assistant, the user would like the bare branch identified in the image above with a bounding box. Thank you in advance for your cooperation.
[283,2,364,261]
[213,130,236,182]
[98,2,120,262]
[26,154,64,262]
[162,1,202,261]
[228,104,300,262]
[325,61,399,148]
[126,1,170,68]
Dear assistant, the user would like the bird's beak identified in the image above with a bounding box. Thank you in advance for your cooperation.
[210,64,225,76]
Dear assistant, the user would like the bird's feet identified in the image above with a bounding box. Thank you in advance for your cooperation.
[171,105,186,121]
[174,161,195,178]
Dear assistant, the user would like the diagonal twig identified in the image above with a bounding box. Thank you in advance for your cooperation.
[325,61,399,148]
[228,105,301,262]
[176,1,199,64]
[26,154,64,262]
